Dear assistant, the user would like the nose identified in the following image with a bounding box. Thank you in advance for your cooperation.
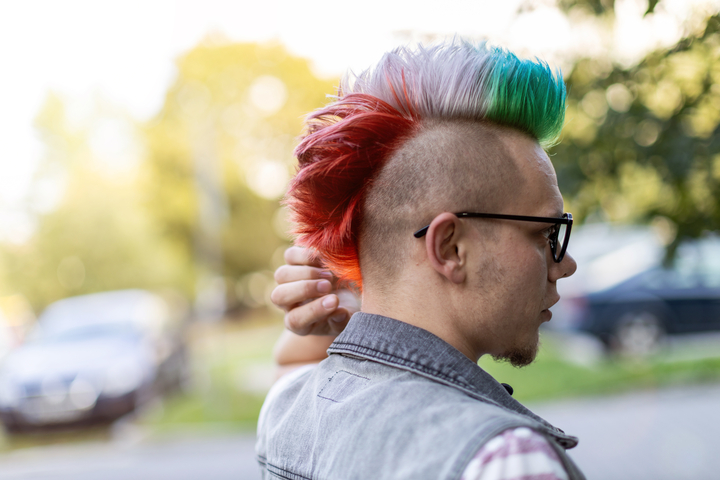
[551,250,577,281]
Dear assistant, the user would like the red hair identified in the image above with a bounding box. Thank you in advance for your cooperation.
[286,93,418,290]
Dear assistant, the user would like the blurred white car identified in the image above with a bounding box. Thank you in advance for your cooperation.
[0,290,188,432]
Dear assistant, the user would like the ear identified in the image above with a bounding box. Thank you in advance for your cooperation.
[425,212,467,284]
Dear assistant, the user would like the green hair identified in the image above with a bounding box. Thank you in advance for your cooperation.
[483,49,566,148]
[343,41,567,149]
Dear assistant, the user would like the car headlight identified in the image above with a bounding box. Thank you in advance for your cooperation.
[102,360,145,397]
[68,376,99,410]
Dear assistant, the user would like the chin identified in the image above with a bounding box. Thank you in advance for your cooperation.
[493,339,540,368]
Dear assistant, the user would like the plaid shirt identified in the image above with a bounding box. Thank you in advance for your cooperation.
[462,427,570,480]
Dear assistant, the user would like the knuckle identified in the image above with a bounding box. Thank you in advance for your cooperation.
[306,266,322,280]
[285,311,308,335]
[303,280,319,298]
[310,298,327,317]
[284,310,300,330]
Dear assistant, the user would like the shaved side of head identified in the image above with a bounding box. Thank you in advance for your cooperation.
[359,121,527,290]
[287,42,566,290]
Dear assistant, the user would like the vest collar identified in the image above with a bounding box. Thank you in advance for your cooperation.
[328,312,579,449]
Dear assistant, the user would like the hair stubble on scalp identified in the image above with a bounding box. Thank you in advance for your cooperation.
[360,120,524,291]
[285,40,566,291]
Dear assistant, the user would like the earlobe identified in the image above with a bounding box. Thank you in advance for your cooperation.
[425,213,467,284]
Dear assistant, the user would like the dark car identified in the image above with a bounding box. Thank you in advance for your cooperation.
[0,290,188,432]
[561,234,720,356]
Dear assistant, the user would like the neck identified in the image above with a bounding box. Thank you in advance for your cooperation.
[361,275,482,362]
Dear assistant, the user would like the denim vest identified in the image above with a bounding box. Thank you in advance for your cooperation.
[256,313,586,480]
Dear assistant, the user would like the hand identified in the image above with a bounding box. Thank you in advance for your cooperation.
[271,246,361,336]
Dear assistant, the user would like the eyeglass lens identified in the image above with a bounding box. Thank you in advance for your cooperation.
[556,223,567,257]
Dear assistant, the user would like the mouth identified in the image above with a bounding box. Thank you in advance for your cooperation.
[541,296,560,322]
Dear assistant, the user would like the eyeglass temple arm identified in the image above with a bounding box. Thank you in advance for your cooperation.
[413,226,430,238]
[413,212,571,238]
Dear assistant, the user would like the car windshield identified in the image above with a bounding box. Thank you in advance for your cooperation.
[28,290,168,345]
[27,321,140,344]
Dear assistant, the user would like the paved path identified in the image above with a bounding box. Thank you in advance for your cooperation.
[0,432,261,480]
[0,383,718,479]
[530,382,720,480]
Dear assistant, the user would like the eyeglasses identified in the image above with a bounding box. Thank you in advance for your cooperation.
[413,212,573,263]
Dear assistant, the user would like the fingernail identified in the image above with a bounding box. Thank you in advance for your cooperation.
[322,296,337,310]
[329,314,346,323]
[319,270,333,280]
[317,280,332,294]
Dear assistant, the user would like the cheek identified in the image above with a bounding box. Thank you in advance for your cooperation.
[472,247,505,289]
[514,253,549,305]
[477,234,548,304]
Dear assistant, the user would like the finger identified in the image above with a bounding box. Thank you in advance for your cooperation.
[326,307,351,335]
[274,264,333,285]
[285,246,324,268]
[270,279,334,310]
[285,294,340,335]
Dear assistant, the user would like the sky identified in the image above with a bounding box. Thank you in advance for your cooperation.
[0,0,718,242]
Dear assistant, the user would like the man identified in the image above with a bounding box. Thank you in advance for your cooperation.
[258,41,584,480]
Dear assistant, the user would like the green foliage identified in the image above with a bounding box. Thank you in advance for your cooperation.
[142,41,336,302]
[145,318,720,430]
[552,14,720,251]
[0,95,190,311]
[557,0,616,16]
[0,41,337,312]
[481,337,720,402]
[0,173,190,311]
[557,0,658,16]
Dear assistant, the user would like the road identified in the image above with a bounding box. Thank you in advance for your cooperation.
[0,382,718,479]
[0,430,261,480]
[531,382,720,480]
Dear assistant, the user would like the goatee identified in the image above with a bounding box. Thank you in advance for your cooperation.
[492,340,540,367]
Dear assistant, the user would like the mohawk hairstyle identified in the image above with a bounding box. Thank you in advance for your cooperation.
[285,40,566,289]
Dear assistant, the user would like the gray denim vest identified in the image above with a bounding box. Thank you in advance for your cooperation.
[256,313,586,480]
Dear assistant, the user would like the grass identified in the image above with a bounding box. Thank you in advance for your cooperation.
[480,335,720,402]
[141,311,720,431]
[139,309,284,432]
[4,309,718,450]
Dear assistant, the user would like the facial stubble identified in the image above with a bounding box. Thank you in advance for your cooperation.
[492,335,541,368]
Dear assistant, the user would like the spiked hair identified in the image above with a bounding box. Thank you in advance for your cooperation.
[286,41,566,288]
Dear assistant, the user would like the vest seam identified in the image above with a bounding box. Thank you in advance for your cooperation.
[448,420,544,480]
[544,435,587,479]
[332,346,577,446]
[259,456,313,480]
[330,342,476,390]
[330,344,512,413]
[317,370,370,403]
[257,313,585,479]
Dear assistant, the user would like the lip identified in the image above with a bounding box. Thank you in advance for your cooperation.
[547,296,560,309]
[541,309,553,322]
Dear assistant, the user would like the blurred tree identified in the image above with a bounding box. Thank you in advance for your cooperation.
[552,12,720,253]
[0,95,190,312]
[142,40,335,308]
[556,0,658,16]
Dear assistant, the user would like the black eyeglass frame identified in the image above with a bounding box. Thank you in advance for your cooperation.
[413,212,573,263]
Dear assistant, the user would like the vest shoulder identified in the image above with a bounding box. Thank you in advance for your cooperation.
[257,354,585,480]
